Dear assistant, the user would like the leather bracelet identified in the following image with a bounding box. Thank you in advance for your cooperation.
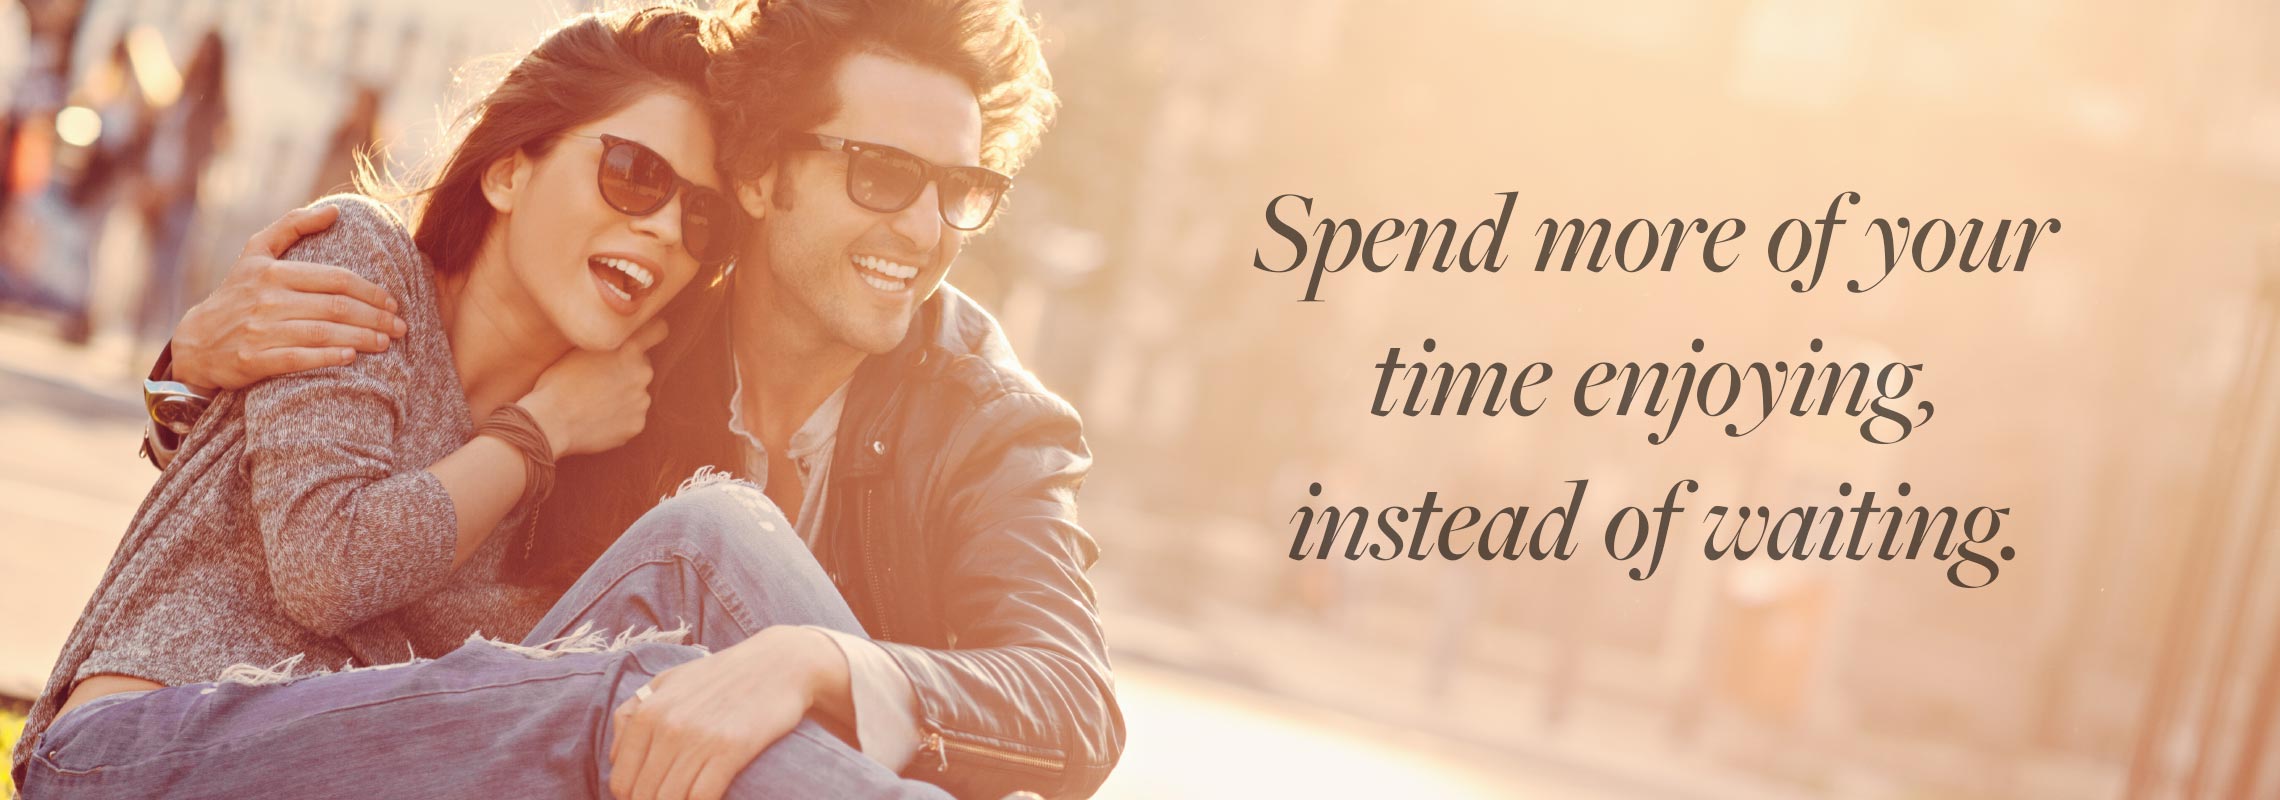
[476,404,556,555]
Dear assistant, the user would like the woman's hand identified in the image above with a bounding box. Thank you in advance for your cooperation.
[171,205,408,392]
[518,319,670,459]
[608,626,850,800]
[431,317,667,568]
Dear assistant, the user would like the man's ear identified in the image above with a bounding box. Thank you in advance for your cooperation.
[480,149,534,214]
[737,163,779,220]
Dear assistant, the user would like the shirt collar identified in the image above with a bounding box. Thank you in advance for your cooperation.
[726,346,851,462]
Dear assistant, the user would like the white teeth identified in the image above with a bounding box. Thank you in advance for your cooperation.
[859,273,901,292]
[599,277,634,303]
[596,257,655,290]
[852,255,919,281]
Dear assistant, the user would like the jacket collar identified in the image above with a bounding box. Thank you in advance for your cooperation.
[835,287,947,477]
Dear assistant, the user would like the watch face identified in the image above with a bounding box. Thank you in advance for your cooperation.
[155,397,202,435]
[144,380,211,436]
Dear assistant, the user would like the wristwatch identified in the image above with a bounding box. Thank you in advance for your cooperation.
[140,343,212,469]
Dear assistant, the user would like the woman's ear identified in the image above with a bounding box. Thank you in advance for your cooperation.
[737,163,778,220]
[481,149,534,214]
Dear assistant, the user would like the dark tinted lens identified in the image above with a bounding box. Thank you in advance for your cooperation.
[938,168,1007,230]
[598,140,672,215]
[848,146,928,211]
[681,189,732,264]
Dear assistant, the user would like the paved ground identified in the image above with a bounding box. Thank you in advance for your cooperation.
[0,326,150,702]
[0,324,1628,798]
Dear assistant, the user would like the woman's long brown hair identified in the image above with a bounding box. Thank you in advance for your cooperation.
[361,4,725,276]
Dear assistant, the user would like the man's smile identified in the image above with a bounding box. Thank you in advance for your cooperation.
[852,253,920,293]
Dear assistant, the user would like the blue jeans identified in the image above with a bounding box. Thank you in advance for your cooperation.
[16,481,949,799]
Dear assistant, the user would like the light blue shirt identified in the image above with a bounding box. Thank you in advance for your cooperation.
[728,358,922,771]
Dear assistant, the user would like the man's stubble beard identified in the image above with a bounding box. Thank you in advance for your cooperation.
[747,211,915,358]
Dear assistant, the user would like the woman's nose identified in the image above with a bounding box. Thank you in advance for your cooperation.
[628,192,686,250]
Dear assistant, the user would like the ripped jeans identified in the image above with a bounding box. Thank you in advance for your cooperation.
[14,481,949,799]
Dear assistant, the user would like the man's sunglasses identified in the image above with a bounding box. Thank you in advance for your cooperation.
[788,133,1012,231]
[564,133,740,267]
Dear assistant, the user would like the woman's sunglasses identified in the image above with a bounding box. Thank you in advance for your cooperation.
[788,133,1012,231]
[564,133,740,267]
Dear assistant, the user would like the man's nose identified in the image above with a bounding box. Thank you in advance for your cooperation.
[887,182,944,253]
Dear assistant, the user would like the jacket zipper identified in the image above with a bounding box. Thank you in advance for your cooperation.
[922,731,949,772]
[854,358,912,643]
[862,486,893,641]
[920,730,1068,772]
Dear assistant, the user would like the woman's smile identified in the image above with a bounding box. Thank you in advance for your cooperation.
[589,253,662,315]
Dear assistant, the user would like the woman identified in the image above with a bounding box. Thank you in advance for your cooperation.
[6,6,880,797]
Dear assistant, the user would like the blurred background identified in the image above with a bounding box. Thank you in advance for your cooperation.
[5,0,2280,798]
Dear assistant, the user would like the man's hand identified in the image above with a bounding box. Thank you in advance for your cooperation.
[608,626,851,800]
[171,205,408,392]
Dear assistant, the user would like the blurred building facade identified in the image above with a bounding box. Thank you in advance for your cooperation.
[1,0,596,347]
[2129,265,2280,799]
[1003,1,2280,798]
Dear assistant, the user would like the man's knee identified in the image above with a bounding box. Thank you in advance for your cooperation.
[617,470,803,563]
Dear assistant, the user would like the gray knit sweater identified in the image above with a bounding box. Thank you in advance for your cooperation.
[15,195,555,772]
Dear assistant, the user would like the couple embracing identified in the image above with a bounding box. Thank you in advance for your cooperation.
[11,1,1119,798]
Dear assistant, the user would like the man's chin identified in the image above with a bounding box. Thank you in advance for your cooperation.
[844,314,916,356]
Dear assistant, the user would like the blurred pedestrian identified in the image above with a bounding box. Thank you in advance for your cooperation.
[132,29,228,344]
[308,84,381,199]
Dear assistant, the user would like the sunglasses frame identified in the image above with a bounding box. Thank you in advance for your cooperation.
[562,133,740,267]
[789,133,1012,231]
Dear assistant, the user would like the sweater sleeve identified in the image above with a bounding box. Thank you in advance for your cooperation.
[241,196,461,638]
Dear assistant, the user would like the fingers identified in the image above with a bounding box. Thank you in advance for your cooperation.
[609,697,654,800]
[650,747,704,800]
[687,760,737,800]
[270,260,402,317]
[267,319,392,353]
[264,285,406,339]
[630,731,678,800]
[241,205,339,259]
[235,346,358,379]
[632,318,671,351]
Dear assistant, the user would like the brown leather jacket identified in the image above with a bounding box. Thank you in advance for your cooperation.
[517,284,1125,798]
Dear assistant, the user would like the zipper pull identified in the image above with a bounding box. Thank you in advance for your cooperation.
[922,730,950,772]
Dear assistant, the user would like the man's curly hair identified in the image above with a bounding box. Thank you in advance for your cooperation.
[703,0,1057,185]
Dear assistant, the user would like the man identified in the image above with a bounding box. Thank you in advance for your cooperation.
[139,0,1122,797]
